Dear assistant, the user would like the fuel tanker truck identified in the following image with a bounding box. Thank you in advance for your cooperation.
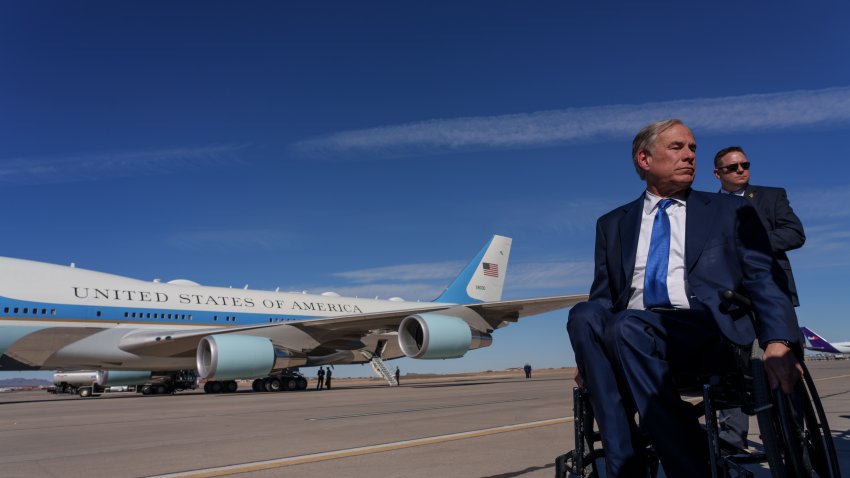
[50,370,198,397]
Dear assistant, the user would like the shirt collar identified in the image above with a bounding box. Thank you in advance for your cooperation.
[720,183,748,196]
[721,188,746,196]
[643,189,688,214]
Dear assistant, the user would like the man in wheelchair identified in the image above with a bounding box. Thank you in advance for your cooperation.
[565,119,804,477]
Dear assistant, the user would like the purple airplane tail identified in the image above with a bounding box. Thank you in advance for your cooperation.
[800,327,842,354]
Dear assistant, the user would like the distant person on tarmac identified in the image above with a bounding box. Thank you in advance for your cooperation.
[325,367,332,390]
[316,367,325,390]
[395,366,400,385]
[524,363,532,379]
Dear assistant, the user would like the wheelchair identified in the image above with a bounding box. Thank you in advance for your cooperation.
[555,291,841,478]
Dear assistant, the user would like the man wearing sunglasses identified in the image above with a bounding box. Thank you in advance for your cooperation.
[714,146,805,306]
[713,146,806,449]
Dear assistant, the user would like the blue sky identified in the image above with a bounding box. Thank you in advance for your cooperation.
[2,2,850,379]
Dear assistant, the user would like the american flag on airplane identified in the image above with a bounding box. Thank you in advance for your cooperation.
[482,262,499,277]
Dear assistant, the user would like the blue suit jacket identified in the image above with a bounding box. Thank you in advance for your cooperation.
[588,189,799,346]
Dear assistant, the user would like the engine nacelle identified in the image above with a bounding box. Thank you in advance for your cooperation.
[96,370,152,387]
[196,335,275,381]
[399,313,491,359]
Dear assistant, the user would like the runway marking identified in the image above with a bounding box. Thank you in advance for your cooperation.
[145,416,574,478]
[305,397,537,420]
[814,373,850,382]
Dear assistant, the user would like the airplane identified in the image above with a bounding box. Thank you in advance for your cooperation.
[800,327,850,355]
[0,235,586,395]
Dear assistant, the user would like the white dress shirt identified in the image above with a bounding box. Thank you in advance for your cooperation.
[628,190,690,310]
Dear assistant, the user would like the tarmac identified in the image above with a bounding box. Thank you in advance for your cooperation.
[1,361,848,478]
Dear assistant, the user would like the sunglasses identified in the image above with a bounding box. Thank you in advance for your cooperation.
[717,162,751,174]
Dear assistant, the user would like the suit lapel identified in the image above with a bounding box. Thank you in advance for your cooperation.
[619,195,643,288]
[685,190,717,271]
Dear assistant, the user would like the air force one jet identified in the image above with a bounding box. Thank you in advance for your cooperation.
[0,235,586,393]
[800,327,850,355]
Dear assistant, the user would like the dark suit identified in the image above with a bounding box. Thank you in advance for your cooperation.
[744,185,805,306]
[568,189,798,477]
[718,184,805,447]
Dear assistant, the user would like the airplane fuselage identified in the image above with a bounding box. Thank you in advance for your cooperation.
[0,236,583,385]
[0,256,434,371]
[807,342,850,354]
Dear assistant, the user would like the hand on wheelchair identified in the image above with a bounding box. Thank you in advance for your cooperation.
[721,289,804,395]
[763,341,804,394]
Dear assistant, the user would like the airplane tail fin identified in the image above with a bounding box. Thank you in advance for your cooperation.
[800,327,842,353]
[435,235,512,304]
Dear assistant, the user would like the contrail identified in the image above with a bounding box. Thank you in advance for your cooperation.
[0,143,251,184]
[293,86,850,156]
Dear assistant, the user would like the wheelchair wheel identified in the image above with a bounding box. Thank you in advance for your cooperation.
[556,387,618,477]
[751,347,841,478]
[776,362,841,478]
[556,387,658,478]
[800,362,842,477]
[751,354,788,478]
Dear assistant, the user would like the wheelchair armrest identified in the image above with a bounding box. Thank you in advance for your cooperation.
[721,289,752,309]
[719,290,754,321]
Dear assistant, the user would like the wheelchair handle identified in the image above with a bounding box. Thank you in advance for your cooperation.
[721,289,752,309]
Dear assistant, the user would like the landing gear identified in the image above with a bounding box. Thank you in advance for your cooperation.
[265,377,282,392]
[205,370,308,394]
[283,377,298,391]
[203,380,239,394]
[247,370,308,393]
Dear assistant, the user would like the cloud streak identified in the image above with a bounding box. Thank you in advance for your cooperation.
[332,261,465,283]
[778,184,850,268]
[792,184,850,220]
[293,86,850,157]
[507,260,593,292]
[0,143,250,184]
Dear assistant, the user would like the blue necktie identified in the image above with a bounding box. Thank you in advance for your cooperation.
[644,199,674,309]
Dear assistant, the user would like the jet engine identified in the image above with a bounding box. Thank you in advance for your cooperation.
[398,313,492,359]
[197,335,275,381]
[95,370,152,387]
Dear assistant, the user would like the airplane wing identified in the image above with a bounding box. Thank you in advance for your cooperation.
[119,294,587,358]
[285,294,587,333]
[467,294,588,329]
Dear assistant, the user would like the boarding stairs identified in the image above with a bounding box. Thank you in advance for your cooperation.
[361,351,398,386]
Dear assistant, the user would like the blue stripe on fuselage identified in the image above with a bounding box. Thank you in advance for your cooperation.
[0,295,321,326]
